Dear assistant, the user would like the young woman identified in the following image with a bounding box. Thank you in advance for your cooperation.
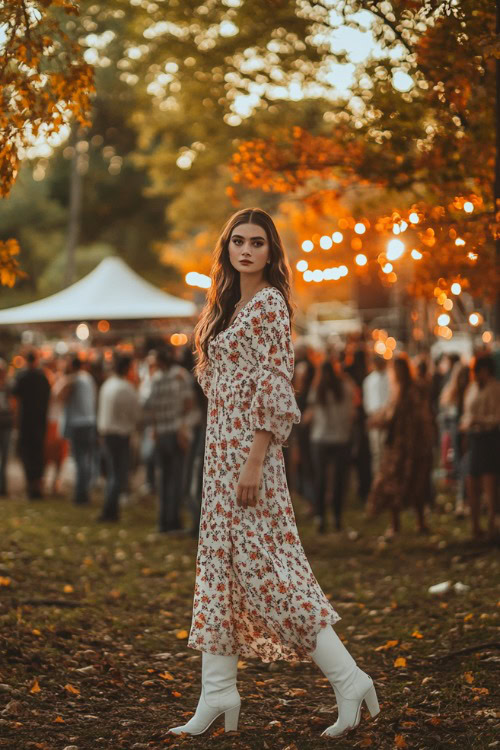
[169,208,380,739]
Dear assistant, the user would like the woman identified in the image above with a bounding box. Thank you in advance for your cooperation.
[367,354,433,536]
[304,356,356,533]
[169,208,380,739]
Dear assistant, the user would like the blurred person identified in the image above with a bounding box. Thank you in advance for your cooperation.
[170,209,380,739]
[60,355,97,505]
[144,344,195,533]
[367,354,433,536]
[362,355,390,478]
[440,361,471,516]
[344,342,372,505]
[291,339,316,510]
[97,354,140,522]
[0,358,14,497]
[11,350,51,499]
[137,349,158,495]
[460,355,500,540]
[304,357,356,533]
[179,345,206,536]
[44,357,70,496]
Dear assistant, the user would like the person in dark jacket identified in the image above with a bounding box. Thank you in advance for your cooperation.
[11,350,51,499]
[0,358,14,496]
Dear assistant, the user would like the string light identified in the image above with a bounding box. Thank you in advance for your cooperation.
[437,313,450,326]
[443,299,453,311]
[320,235,333,249]
[302,240,314,252]
[482,331,492,343]
[455,238,465,246]
[354,223,366,234]
[296,260,308,272]
[382,263,393,274]
[409,212,419,223]
[450,282,461,295]
[355,254,367,266]
[469,313,481,326]
[387,238,405,260]
[463,201,474,213]
[411,249,422,260]
[332,232,343,243]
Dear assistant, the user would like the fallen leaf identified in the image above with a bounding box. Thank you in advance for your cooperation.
[464,672,474,684]
[288,688,307,697]
[395,735,407,748]
[464,613,474,622]
[359,737,373,747]
[411,631,423,639]
[32,629,42,636]
[64,684,80,695]
[394,657,407,668]
[30,679,41,694]
[175,630,188,639]
[0,577,12,586]
[159,672,174,681]
[109,589,121,599]
[54,716,64,723]
[428,717,441,725]
[172,691,182,697]
[63,584,74,593]
[237,660,247,669]
[375,640,399,651]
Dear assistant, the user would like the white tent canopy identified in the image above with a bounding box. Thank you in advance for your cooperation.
[0,257,197,324]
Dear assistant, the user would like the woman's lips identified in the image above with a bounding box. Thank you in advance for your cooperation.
[240,260,253,264]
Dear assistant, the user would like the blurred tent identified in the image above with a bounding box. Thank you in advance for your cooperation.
[0,257,196,324]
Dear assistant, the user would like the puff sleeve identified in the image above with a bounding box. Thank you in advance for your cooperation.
[248,289,301,445]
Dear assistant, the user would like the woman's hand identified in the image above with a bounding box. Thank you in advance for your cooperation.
[236,457,263,509]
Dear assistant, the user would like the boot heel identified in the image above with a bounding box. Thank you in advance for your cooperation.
[224,704,240,731]
[364,685,380,717]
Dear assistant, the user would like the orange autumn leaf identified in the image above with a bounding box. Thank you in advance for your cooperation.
[159,672,174,681]
[32,629,42,636]
[54,716,64,723]
[464,672,474,684]
[394,657,407,668]
[175,630,188,639]
[375,640,399,651]
[30,679,41,693]
[63,584,74,593]
[172,691,182,697]
[0,576,12,586]
[359,737,373,747]
[395,735,407,748]
[64,683,80,695]
[411,631,423,639]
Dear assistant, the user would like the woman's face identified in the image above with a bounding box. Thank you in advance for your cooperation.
[228,222,270,276]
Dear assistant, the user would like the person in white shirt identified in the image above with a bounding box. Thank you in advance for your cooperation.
[362,356,390,478]
[97,355,140,522]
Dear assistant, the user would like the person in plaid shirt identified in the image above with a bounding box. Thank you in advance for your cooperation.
[144,345,195,532]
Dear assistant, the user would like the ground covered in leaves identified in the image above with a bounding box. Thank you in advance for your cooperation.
[0,488,499,750]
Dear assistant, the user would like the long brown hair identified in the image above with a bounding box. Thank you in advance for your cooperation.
[192,208,295,379]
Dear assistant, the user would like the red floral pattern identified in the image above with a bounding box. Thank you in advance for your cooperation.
[189,287,340,662]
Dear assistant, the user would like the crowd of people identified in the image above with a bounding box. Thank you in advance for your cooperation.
[0,335,498,541]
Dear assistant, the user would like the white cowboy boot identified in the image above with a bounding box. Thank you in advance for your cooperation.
[311,625,380,737]
[168,652,240,735]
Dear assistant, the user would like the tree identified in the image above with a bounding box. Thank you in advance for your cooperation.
[0,0,94,285]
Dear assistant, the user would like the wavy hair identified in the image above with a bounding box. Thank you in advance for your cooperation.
[192,208,295,380]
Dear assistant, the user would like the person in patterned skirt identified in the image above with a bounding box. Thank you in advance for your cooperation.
[169,208,380,739]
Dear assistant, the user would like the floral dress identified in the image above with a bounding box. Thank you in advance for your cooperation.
[188,286,340,662]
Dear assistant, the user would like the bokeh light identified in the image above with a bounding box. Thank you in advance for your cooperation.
[332,232,343,243]
[302,240,314,252]
[451,282,462,295]
[355,254,367,266]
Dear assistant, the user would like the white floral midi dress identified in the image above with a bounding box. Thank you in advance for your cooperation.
[188,286,340,662]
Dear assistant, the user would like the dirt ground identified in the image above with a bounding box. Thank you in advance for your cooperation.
[0,481,499,750]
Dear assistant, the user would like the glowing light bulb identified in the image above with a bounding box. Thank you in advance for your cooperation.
[387,238,405,260]
[355,254,367,266]
[463,201,474,213]
[354,223,366,235]
[455,238,465,246]
[450,282,461,295]
[76,323,89,341]
[469,313,480,326]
